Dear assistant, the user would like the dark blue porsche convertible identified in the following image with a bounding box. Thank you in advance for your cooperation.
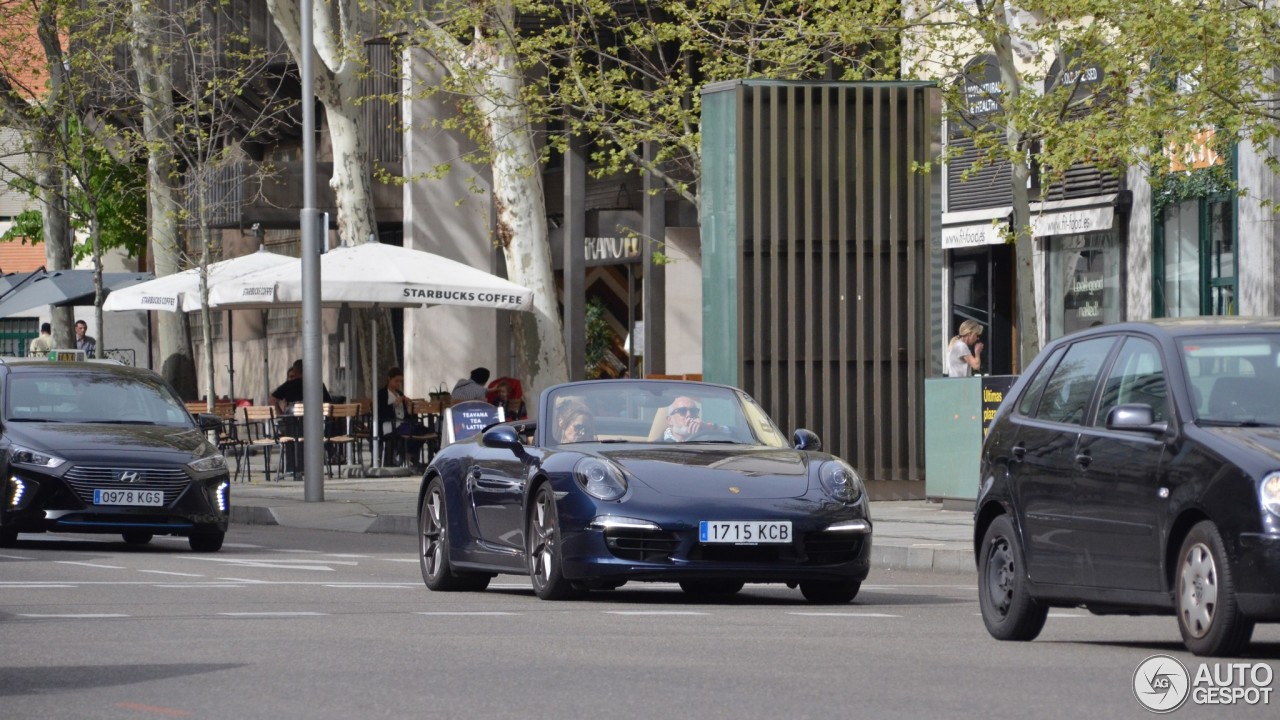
[416,380,872,602]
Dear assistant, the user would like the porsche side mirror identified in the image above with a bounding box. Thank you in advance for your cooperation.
[482,426,522,450]
[1106,404,1169,436]
[793,428,821,451]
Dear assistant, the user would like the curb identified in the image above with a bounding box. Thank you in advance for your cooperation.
[870,544,974,573]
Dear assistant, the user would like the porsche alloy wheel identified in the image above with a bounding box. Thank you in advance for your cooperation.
[528,485,582,600]
[1176,521,1253,656]
[419,478,490,592]
[977,514,1047,641]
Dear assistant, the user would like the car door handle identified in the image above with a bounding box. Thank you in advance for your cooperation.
[1075,453,1092,468]
[1011,445,1026,461]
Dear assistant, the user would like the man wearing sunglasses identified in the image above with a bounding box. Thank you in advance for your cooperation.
[663,396,719,442]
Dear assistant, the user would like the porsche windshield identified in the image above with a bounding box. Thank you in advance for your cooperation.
[545,381,789,448]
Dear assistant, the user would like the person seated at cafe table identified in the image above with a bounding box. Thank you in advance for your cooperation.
[450,366,490,402]
[269,359,332,474]
[270,359,332,413]
[377,366,427,469]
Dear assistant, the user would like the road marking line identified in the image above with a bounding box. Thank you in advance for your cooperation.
[218,611,327,617]
[322,584,415,589]
[56,561,126,569]
[275,549,322,554]
[384,558,419,563]
[0,553,34,560]
[787,612,900,617]
[605,610,707,616]
[113,702,191,717]
[175,558,338,571]
[1048,612,1086,618]
[324,554,369,558]
[6,584,75,588]
[416,611,523,616]
[139,570,204,577]
[151,579,248,586]
[19,613,130,618]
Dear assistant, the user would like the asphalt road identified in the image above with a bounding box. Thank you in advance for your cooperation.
[2,526,1277,720]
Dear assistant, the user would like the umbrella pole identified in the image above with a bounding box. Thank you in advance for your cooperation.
[227,310,235,402]
[372,314,380,469]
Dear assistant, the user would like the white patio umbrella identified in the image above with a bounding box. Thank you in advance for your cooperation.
[104,248,295,313]
[207,242,535,467]
[103,248,296,400]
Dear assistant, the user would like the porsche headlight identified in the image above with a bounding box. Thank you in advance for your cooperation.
[1262,472,1280,518]
[819,460,864,504]
[188,454,227,473]
[10,445,66,469]
[575,458,628,501]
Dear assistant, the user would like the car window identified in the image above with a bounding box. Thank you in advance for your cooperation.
[1016,346,1066,417]
[1182,333,1280,423]
[1031,337,1116,425]
[6,372,193,425]
[1094,337,1168,426]
[543,381,788,447]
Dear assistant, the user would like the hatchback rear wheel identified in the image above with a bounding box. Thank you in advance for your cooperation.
[1176,521,1254,656]
[978,514,1047,641]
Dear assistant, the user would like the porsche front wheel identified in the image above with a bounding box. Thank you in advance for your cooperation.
[419,478,490,592]
[528,485,582,600]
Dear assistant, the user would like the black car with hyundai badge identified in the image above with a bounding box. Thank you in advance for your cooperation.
[417,380,872,602]
[976,319,1280,656]
[0,358,230,551]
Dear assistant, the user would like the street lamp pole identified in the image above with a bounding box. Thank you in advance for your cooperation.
[301,0,324,502]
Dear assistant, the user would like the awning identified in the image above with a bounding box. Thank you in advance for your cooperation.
[1029,193,1118,238]
[941,207,1012,250]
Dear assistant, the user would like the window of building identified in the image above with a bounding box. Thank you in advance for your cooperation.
[1155,195,1235,317]
[1046,231,1123,340]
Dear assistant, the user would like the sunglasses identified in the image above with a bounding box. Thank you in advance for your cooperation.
[670,406,700,417]
[570,423,592,433]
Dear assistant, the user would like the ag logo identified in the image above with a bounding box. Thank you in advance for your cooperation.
[1134,654,1190,713]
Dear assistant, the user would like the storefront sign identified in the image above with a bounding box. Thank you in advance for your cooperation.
[585,235,641,265]
[1031,205,1115,237]
[942,222,1006,249]
[982,375,1017,437]
[1165,128,1223,172]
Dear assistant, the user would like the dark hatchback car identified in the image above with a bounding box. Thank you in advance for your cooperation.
[0,359,230,551]
[976,318,1280,656]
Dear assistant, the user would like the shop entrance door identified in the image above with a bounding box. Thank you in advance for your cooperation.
[950,244,1015,375]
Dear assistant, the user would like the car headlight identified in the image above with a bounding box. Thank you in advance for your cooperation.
[819,460,864,504]
[10,445,66,469]
[188,454,227,473]
[1263,472,1280,518]
[575,458,628,501]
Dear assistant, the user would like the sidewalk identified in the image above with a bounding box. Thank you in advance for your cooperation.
[228,464,976,574]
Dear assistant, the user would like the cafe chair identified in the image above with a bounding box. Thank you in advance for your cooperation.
[241,405,283,483]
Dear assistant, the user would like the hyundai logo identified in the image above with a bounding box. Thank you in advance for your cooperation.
[117,470,142,484]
